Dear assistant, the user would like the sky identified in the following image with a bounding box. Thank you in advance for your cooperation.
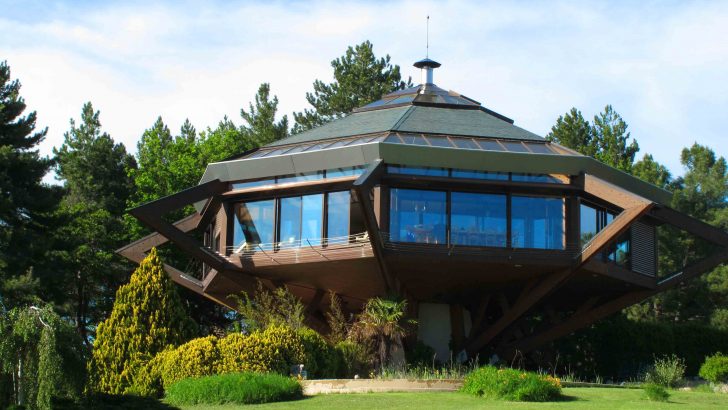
[2,0,728,180]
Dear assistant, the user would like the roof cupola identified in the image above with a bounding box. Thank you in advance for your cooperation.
[414,58,441,86]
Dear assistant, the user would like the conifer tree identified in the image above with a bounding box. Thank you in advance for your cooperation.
[546,108,597,157]
[0,61,61,306]
[88,248,195,394]
[293,41,411,133]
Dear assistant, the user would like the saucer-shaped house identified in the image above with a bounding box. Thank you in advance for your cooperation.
[120,58,728,359]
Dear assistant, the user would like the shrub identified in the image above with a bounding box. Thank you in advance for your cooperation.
[335,341,373,378]
[297,327,339,378]
[165,372,302,406]
[88,248,196,394]
[643,383,670,402]
[405,341,437,366]
[699,353,728,383]
[644,354,685,388]
[461,366,562,402]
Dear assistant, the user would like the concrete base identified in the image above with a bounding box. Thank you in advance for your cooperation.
[301,379,463,395]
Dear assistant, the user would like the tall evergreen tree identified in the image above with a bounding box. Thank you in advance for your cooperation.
[53,102,136,215]
[88,248,195,394]
[546,108,597,157]
[293,41,412,133]
[591,105,640,172]
[0,60,60,308]
[52,102,137,345]
[633,154,672,189]
[240,83,288,146]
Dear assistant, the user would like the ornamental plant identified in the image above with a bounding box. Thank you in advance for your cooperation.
[699,353,728,383]
[87,248,196,394]
[461,366,562,402]
[0,305,86,410]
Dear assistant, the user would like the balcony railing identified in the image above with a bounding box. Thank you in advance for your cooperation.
[224,233,374,267]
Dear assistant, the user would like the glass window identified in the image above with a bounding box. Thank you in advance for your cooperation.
[232,178,275,190]
[501,141,530,152]
[476,140,504,151]
[389,189,447,244]
[327,191,350,244]
[384,134,404,144]
[451,138,479,150]
[327,166,366,179]
[526,143,556,154]
[425,136,454,148]
[452,169,508,181]
[233,200,275,251]
[301,194,323,246]
[512,173,564,184]
[399,134,430,146]
[580,204,598,246]
[277,171,324,184]
[279,197,302,247]
[388,165,448,177]
[608,232,631,267]
[451,192,507,247]
[511,196,564,249]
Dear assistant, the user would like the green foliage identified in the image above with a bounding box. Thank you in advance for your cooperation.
[87,248,195,394]
[644,355,686,388]
[334,341,373,378]
[554,316,728,379]
[293,41,411,133]
[699,353,728,383]
[165,372,302,406]
[240,83,288,146]
[230,281,306,332]
[0,60,61,308]
[325,291,350,344]
[405,341,437,367]
[0,305,86,410]
[643,383,670,402]
[546,108,596,157]
[157,336,220,388]
[461,366,562,402]
[297,327,339,379]
[633,154,672,189]
[350,297,414,371]
[51,102,137,345]
[546,105,639,172]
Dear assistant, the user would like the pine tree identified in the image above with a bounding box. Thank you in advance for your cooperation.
[241,83,288,146]
[546,108,597,157]
[293,41,411,133]
[88,248,195,394]
[592,105,640,172]
[52,102,137,345]
[0,60,61,307]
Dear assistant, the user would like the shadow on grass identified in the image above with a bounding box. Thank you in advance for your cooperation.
[53,394,181,410]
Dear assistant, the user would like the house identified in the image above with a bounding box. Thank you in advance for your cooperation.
[119,58,728,360]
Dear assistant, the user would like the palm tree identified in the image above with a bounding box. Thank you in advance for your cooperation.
[351,297,414,371]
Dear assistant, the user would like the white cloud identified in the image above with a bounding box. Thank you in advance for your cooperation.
[1,0,727,180]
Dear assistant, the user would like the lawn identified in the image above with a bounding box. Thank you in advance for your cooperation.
[176,387,727,409]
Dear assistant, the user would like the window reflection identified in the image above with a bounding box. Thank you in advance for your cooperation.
[233,200,275,251]
[511,196,564,249]
[580,202,617,246]
[451,192,507,247]
[388,165,448,177]
[390,189,447,244]
[327,191,350,244]
[452,169,508,181]
[279,194,324,248]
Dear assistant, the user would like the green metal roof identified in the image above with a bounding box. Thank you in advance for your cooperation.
[267,104,543,147]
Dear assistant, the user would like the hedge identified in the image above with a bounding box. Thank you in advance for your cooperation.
[130,325,338,396]
[165,372,302,406]
[461,366,562,402]
[553,317,728,379]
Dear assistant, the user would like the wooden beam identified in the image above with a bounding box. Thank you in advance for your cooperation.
[651,206,728,247]
[578,202,653,264]
[352,160,396,293]
[583,173,648,209]
[582,259,657,289]
[117,213,201,262]
[450,304,466,352]
[512,247,728,353]
[465,269,571,355]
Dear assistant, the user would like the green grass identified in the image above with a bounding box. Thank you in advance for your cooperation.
[166,372,302,406]
[174,387,727,409]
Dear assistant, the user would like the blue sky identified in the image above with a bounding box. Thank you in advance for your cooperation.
[2,0,727,178]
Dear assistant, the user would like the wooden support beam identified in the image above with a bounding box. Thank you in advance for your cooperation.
[651,206,728,247]
[117,213,202,263]
[450,304,465,352]
[465,269,571,355]
[578,202,653,264]
[352,159,396,293]
[512,247,728,353]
